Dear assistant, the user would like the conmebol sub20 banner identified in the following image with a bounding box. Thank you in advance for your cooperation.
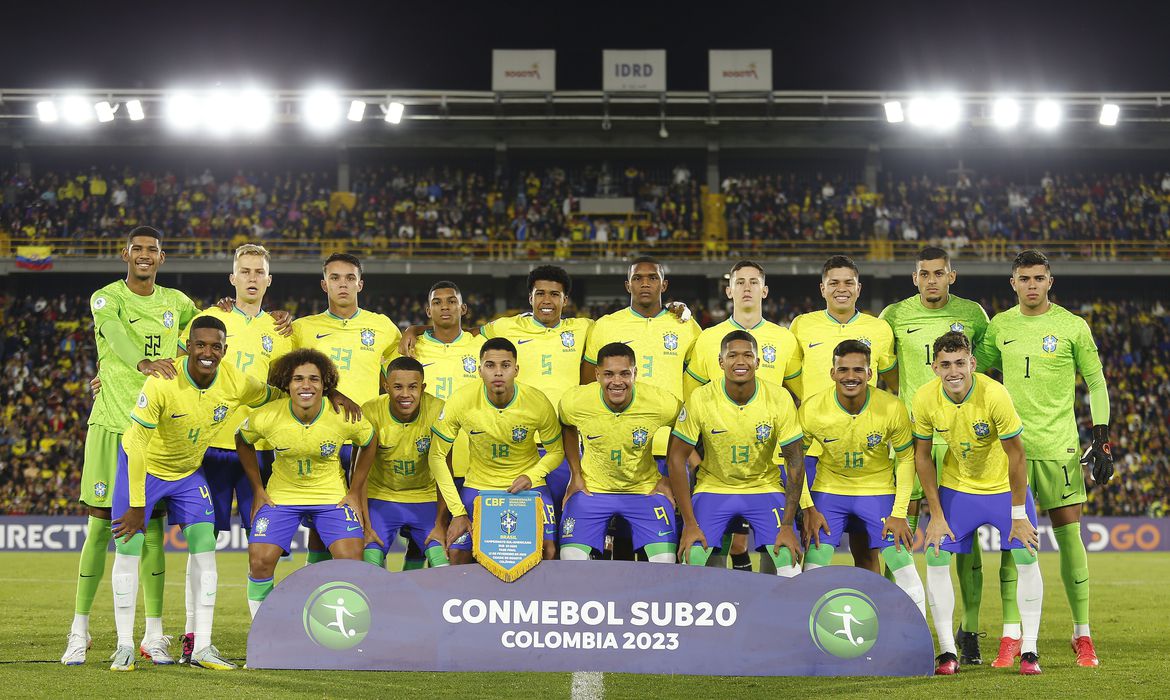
[247,560,934,676]
[603,50,666,92]
[708,49,773,92]
[492,49,556,92]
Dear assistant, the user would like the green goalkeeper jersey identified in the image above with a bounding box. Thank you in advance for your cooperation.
[88,280,200,431]
[976,303,1107,460]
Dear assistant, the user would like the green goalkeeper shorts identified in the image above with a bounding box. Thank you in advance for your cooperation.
[909,443,948,502]
[1028,456,1087,511]
[80,424,122,509]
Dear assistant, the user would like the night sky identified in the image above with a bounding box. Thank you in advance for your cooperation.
[1,0,1168,92]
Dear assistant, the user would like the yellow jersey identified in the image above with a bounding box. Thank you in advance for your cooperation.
[684,317,801,393]
[481,314,593,415]
[363,392,445,503]
[291,308,401,406]
[238,400,374,505]
[798,387,915,518]
[911,374,1024,495]
[124,358,272,506]
[558,383,682,494]
[672,379,802,495]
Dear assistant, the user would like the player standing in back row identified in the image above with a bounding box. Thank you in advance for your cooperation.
[976,249,1113,668]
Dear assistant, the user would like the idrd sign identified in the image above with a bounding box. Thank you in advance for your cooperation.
[603,49,666,92]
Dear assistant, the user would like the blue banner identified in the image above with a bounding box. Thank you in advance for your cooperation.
[474,490,543,581]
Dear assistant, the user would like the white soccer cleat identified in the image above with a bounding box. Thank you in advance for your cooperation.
[60,632,92,665]
[191,644,237,671]
[109,645,136,672]
[140,634,175,664]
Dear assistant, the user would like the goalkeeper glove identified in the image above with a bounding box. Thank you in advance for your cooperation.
[1081,424,1113,485]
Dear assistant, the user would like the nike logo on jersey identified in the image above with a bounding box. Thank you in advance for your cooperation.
[171,413,188,419]
[620,340,636,345]
[906,328,921,334]
[808,342,823,348]
[128,318,141,324]
[316,333,332,339]
[711,429,727,435]
[275,447,291,452]
[517,339,535,344]
[470,430,486,435]
[1002,339,1016,345]
[586,435,602,440]
[421,362,435,367]
[936,428,949,432]
[377,445,395,451]
[823,438,839,443]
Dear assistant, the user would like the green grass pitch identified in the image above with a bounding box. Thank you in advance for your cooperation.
[0,551,1166,698]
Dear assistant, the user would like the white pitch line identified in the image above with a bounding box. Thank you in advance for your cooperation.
[571,671,604,700]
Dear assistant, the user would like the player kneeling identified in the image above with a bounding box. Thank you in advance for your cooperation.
[237,349,376,619]
[558,342,682,563]
[799,340,927,617]
[913,332,1043,676]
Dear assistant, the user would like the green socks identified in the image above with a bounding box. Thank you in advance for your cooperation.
[247,576,275,603]
[141,518,166,618]
[956,547,984,631]
[402,557,425,571]
[1053,522,1090,625]
[74,515,112,615]
[363,549,386,567]
[1000,549,1021,625]
[306,550,333,564]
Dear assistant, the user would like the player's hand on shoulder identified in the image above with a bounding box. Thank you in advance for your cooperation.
[327,389,362,422]
[138,358,177,379]
[398,324,426,358]
[214,297,234,312]
[667,301,692,324]
[270,309,295,337]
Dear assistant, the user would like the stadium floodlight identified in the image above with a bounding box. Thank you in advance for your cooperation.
[62,96,92,125]
[304,91,341,131]
[907,97,933,126]
[237,91,273,132]
[36,101,58,123]
[94,101,117,123]
[934,95,961,129]
[384,100,405,125]
[992,97,1020,128]
[1034,99,1061,129]
[204,91,236,134]
[1099,103,1120,127]
[347,100,366,122]
[125,99,145,121]
[166,92,202,131]
[883,100,904,124]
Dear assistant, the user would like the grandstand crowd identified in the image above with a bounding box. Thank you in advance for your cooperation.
[6,165,1170,257]
[1,290,1164,518]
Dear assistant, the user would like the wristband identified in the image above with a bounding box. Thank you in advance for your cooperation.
[1011,505,1027,519]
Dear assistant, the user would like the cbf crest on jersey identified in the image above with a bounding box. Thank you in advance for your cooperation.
[950,322,965,333]
[972,421,991,438]
[415,436,432,454]
[560,330,575,348]
[462,355,477,374]
[261,335,274,353]
[360,329,376,347]
[762,345,777,363]
[320,441,338,458]
[866,431,883,449]
[162,310,175,328]
[856,337,872,348]
[212,404,229,423]
[631,427,650,448]
[1042,335,1058,353]
[511,426,529,443]
[663,333,679,351]
[755,423,773,443]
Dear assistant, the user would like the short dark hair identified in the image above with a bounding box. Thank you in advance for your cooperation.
[385,356,425,379]
[268,348,339,394]
[189,315,227,336]
[729,259,766,280]
[597,342,636,366]
[1011,249,1050,273]
[917,246,949,265]
[720,329,758,356]
[428,280,462,298]
[932,331,972,357]
[833,339,872,363]
[628,255,663,279]
[822,255,858,278]
[480,336,517,359]
[127,225,162,244]
[527,265,572,296]
[322,252,363,277]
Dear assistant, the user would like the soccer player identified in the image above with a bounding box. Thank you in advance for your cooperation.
[429,338,564,564]
[684,259,801,571]
[236,349,376,618]
[360,356,449,569]
[798,340,927,618]
[913,331,1043,676]
[109,316,277,671]
[291,253,401,563]
[558,342,681,563]
[879,246,992,663]
[667,331,810,576]
[976,249,1112,668]
[789,255,895,573]
[63,226,200,666]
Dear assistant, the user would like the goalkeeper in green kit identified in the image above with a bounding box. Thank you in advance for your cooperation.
[976,249,1112,669]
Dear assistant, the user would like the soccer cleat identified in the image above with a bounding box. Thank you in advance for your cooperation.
[934,652,959,675]
[191,644,237,671]
[1072,636,1100,667]
[60,632,92,665]
[110,645,136,672]
[179,632,195,664]
[1020,651,1042,675]
[955,626,984,665]
[140,634,175,664]
[991,636,1022,668]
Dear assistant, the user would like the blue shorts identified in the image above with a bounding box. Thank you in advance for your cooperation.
[367,499,441,554]
[938,486,1038,554]
[804,456,819,489]
[250,503,362,553]
[692,492,792,552]
[112,448,214,533]
[561,492,676,553]
[449,485,556,552]
[538,447,572,523]
[811,491,896,549]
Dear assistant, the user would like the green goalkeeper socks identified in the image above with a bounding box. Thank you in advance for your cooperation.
[1053,522,1090,625]
[956,547,984,631]
[74,515,112,615]
[141,518,166,618]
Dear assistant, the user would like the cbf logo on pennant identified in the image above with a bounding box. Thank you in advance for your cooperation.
[473,490,544,582]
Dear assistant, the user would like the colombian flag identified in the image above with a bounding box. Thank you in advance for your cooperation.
[15,245,53,270]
